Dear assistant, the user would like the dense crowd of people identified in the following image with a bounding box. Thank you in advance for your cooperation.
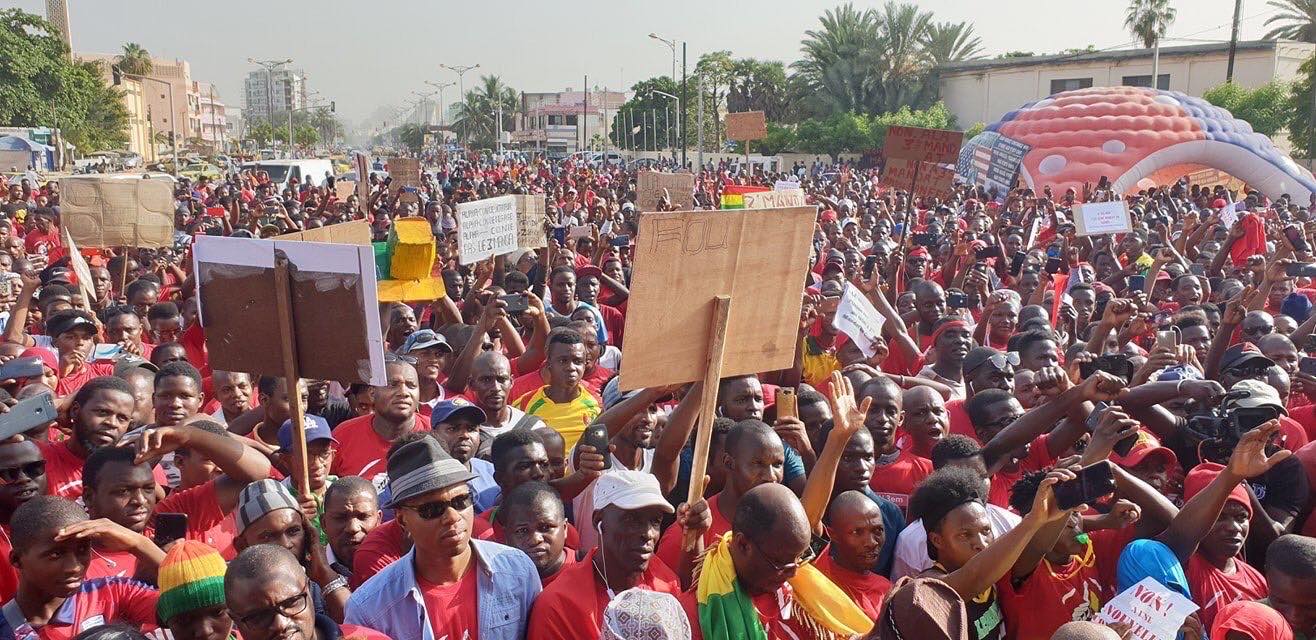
[0,152,1314,640]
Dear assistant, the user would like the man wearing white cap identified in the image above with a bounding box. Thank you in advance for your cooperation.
[527,470,710,640]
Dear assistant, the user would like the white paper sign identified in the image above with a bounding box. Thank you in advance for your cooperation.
[1219,203,1240,229]
[1075,201,1133,237]
[457,195,518,265]
[832,283,886,358]
[774,180,800,191]
[744,188,806,209]
[1097,577,1198,640]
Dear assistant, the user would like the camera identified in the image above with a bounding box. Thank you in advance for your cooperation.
[1185,396,1280,463]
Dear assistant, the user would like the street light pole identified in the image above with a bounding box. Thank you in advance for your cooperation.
[440,64,480,142]
[652,89,681,157]
[425,80,455,126]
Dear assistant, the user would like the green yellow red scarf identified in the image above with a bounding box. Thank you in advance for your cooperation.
[695,532,873,640]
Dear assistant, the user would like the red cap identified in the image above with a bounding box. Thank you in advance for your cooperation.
[1110,430,1177,469]
[1183,462,1252,518]
[821,209,838,222]
[907,247,931,259]
[1212,198,1228,209]
[576,265,603,280]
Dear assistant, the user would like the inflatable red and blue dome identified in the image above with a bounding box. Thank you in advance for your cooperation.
[962,86,1316,201]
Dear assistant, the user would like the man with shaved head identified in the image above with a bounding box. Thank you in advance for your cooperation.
[226,545,388,640]
[813,490,892,619]
[901,386,948,458]
[467,351,544,459]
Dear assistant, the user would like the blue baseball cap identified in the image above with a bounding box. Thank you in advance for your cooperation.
[430,398,487,426]
[400,329,452,355]
[277,414,336,452]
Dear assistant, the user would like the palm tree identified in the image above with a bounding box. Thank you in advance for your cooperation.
[793,4,880,116]
[1264,0,1316,42]
[117,42,153,76]
[450,75,518,146]
[922,22,984,66]
[1125,0,1177,87]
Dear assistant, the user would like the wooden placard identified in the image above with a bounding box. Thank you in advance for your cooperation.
[725,111,768,142]
[514,194,547,250]
[334,180,357,201]
[882,159,956,200]
[193,235,386,386]
[637,171,695,212]
[885,126,963,165]
[276,220,372,245]
[618,206,815,390]
[61,175,175,248]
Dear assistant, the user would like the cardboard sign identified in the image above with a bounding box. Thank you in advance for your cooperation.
[1098,577,1198,640]
[456,195,517,264]
[61,175,175,248]
[725,111,768,141]
[193,235,386,385]
[276,220,372,246]
[619,206,815,390]
[885,126,963,165]
[743,188,806,209]
[514,194,547,250]
[1076,200,1133,236]
[388,157,421,204]
[334,180,357,202]
[353,152,370,205]
[883,158,956,200]
[637,171,695,211]
[833,283,885,358]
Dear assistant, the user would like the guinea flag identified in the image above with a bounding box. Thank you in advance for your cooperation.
[720,184,770,209]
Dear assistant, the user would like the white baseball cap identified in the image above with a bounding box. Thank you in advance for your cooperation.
[592,470,674,515]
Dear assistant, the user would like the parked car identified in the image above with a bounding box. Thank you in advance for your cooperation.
[178,162,224,182]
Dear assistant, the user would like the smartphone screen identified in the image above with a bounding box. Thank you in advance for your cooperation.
[1053,461,1117,510]
[1128,275,1146,291]
[578,423,613,470]
[154,513,188,546]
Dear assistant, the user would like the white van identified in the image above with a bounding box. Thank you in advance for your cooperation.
[241,159,335,189]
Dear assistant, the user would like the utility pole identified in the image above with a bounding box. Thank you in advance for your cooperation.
[1226,0,1243,83]
[697,74,704,170]
[582,75,589,153]
[425,80,455,126]
[681,42,688,167]
[208,85,219,154]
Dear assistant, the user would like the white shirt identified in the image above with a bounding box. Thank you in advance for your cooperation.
[891,503,1021,581]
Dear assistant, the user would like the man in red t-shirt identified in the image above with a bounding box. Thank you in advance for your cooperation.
[814,492,892,620]
[861,377,932,512]
[498,482,574,587]
[3,495,163,640]
[39,376,137,499]
[529,470,706,639]
[0,439,47,602]
[1181,463,1271,630]
[330,360,431,490]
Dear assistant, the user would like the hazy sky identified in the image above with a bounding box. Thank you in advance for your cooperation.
[12,0,1293,126]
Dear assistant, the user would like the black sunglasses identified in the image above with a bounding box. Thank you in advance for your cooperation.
[0,461,44,483]
[401,492,474,520]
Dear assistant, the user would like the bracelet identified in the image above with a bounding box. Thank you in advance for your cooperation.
[321,575,349,596]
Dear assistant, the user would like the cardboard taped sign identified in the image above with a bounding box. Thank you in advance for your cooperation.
[60,175,175,248]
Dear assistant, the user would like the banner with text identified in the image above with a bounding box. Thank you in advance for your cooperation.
[885,126,963,165]
[514,194,548,250]
[956,131,1031,196]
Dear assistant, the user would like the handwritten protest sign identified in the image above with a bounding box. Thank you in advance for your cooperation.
[457,195,517,264]
[725,111,768,141]
[833,283,885,358]
[61,175,175,248]
[1098,578,1198,640]
[514,194,547,250]
[774,180,800,191]
[743,188,806,209]
[883,158,956,200]
[885,126,963,165]
[388,157,421,204]
[637,171,695,211]
[194,235,386,386]
[619,206,815,390]
[1076,200,1133,236]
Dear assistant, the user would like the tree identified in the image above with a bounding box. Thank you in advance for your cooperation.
[726,59,791,122]
[612,76,681,150]
[922,21,984,67]
[293,125,319,148]
[1264,0,1316,42]
[0,10,129,154]
[1288,56,1316,157]
[1203,81,1290,137]
[1125,0,1177,49]
[394,123,424,153]
[450,75,517,147]
[245,119,276,147]
[117,43,152,76]
[999,51,1037,58]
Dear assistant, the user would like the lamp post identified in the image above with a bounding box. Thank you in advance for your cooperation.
[412,91,437,125]
[425,80,456,126]
[649,33,683,163]
[652,90,680,155]
[440,64,480,143]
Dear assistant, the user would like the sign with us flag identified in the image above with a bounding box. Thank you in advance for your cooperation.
[957,131,1031,196]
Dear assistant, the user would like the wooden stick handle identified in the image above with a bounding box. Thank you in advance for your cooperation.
[273,257,312,498]
[686,294,732,506]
